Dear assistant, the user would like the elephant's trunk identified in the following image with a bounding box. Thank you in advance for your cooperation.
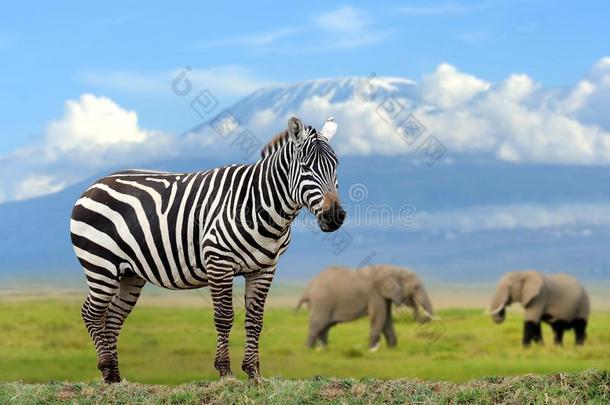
[414,287,435,323]
[489,284,509,324]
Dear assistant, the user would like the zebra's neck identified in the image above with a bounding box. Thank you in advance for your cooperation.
[251,141,301,235]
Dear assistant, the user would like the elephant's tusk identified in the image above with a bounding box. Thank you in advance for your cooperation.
[487,304,505,315]
[422,308,440,321]
[414,299,440,321]
[369,343,380,352]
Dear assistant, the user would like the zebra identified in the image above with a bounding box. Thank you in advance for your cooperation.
[70,116,346,382]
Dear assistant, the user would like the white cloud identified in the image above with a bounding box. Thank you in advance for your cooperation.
[180,66,279,96]
[557,57,610,132]
[497,74,538,102]
[204,58,610,166]
[0,94,186,203]
[5,57,610,204]
[237,89,411,156]
[315,6,370,35]
[196,28,299,48]
[311,6,389,50]
[46,94,149,153]
[421,203,610,232]
[255,58,610,165]
[194,6,389,54]
[421,63,491,108]
[79,66,277,98]
[413,61,610,165]
[72,57,610,169]
[14,175,67,201]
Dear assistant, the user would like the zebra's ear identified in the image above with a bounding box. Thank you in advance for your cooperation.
[287,116,306,145]
[319,117,337,141]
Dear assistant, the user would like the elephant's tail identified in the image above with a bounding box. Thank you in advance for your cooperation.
[295,293,309,312]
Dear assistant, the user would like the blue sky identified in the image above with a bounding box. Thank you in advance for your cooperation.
[1,1,609,156]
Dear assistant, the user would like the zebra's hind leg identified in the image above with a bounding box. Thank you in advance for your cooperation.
[103,274,147,382]
[81,277,120,383]
[209,267,235,378]
[242,269,275,380]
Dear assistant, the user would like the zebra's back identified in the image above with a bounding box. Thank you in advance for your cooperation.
[70,169,224,289]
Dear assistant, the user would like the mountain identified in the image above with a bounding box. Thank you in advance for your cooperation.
[2,157,609,283]
[197,77,416,127]
[1,78,610,284]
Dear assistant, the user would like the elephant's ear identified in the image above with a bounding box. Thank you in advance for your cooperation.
[521,272,543,307]
[377,276,403,305]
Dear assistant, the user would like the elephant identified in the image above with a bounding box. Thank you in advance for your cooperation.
[297,264,435,350]
[488,270,590,346]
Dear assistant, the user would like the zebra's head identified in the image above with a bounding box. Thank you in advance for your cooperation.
[287,116,346,233]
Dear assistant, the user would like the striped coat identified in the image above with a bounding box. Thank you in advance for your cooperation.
[71,117,345,382]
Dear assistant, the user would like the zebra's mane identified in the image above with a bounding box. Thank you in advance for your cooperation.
[260,126,318,159]
[260,130,288,158]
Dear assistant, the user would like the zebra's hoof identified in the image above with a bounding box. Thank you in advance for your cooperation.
[98,359,121,383]
[218,370,234,379]
[247,374,262,384]
[245,371,261,382]
[101,368,121,383]
[242,362,260,381]
[244,368,261,382]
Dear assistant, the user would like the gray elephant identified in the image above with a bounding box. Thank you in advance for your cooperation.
[297,265,435,350]
[488,270,590,346]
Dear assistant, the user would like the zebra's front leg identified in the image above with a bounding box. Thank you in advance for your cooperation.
[209,268,235,378]
[242,268,275,380]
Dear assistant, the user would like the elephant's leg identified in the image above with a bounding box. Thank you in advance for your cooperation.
[522,320,539,347]
[551,321,565,345]
[369,306,388,350]
[533,322,543,344]
[306,327,318,349]
[307,314,331,349]
[573,318,587,345]
[318,322,337,348]
[382,303,397,348]
[241,269,275,380]
[209,267,235,377]
[318,326,330,348]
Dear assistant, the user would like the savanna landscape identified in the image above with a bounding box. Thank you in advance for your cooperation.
[3,2,610,404]
[1,286,608,403]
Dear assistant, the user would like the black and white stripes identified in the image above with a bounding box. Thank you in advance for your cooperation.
[71,117,345,382]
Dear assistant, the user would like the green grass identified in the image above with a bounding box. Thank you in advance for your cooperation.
[0,300,609,385]
[1,371,608,404]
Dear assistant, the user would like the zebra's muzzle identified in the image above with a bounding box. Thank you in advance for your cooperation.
[318,202,346,232]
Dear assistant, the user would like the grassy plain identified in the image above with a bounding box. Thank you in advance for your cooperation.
[1,370,609,404]
[0,296,608,384]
